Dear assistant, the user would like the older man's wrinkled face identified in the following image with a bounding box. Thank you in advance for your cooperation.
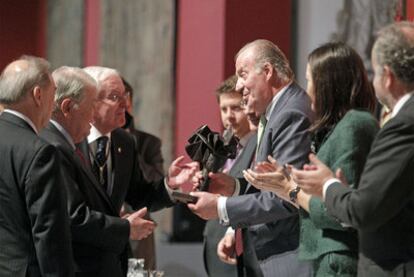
[235,48,273,125]
[69,85,97,143]
[93,75,127,134]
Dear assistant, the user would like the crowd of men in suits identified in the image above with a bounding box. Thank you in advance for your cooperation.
[0,60,198,276]
[0,20,413,277]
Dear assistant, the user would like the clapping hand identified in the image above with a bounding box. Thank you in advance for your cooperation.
[291,154,334,198]
[243,155,296,201]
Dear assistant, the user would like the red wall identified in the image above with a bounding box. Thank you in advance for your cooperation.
[408,0,414,20]
[0,1,47,70]
[175,0,292,161]
[175,0,226,159]
[224,0,292,77]
[84,0,101,66]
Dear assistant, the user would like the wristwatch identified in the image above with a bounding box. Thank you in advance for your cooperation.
[289,185,301,203]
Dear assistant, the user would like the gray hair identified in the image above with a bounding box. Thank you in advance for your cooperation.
[83,66,120,91]
[236,39,294,82]
[372,21,414,87]
[52,66,97,114]
[0,55,51,104]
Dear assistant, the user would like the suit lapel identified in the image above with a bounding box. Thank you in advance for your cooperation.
[76,139,117,213]
[257,83,298,162]
[229,134,257,179]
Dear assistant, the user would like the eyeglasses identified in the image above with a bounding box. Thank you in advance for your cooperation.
[102,92,130,103]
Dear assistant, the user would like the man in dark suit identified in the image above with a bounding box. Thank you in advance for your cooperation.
[292,21,414,277]
[189,40,313,276]
[40,66,156,276]
[0,56,74,276]
[122,78,165,270]
[202,75,252,277]
[80,66,197,214]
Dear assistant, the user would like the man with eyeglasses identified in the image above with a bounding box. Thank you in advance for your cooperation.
[77,66,198,275]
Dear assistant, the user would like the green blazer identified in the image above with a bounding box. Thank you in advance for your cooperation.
[299,109,379,260]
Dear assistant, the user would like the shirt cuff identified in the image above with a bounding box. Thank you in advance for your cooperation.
[217,196,230,226]
[232,178,240,196]
[225,227,235,235]
[323,178,341,201]
[164,178,181,202]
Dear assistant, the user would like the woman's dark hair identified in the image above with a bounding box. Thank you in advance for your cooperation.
[308,42,376,132]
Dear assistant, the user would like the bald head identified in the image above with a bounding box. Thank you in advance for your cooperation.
[0,56,51,105]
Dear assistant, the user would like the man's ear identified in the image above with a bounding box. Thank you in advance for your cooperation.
[32,86,42,106]
[60,98,73,116]
[382,65,394,90]
[263,62,275,81]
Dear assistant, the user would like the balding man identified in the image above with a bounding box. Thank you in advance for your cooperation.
[0,56,74,276]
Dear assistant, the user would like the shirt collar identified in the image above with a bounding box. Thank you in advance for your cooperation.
[391,93,413,118]
[3,109,38,134]
[50,119,76,150]
[87,124,111,144]
[264,82,292,121]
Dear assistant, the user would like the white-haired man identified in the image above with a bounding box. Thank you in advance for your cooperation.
[40,66,157,276]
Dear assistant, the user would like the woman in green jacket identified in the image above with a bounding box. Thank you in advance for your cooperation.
[244,42,379,276]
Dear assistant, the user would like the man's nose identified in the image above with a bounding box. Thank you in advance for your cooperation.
[235,78,243,92]
[119,96,127,108]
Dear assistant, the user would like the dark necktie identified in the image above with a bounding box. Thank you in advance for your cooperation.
[94,136,109,190]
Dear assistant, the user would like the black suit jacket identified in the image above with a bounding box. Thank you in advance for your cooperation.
[325,95,414,272]
[41,123,130,276]
[130,128,164,182]
[0,113,74,277]
[78,127,173,214]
